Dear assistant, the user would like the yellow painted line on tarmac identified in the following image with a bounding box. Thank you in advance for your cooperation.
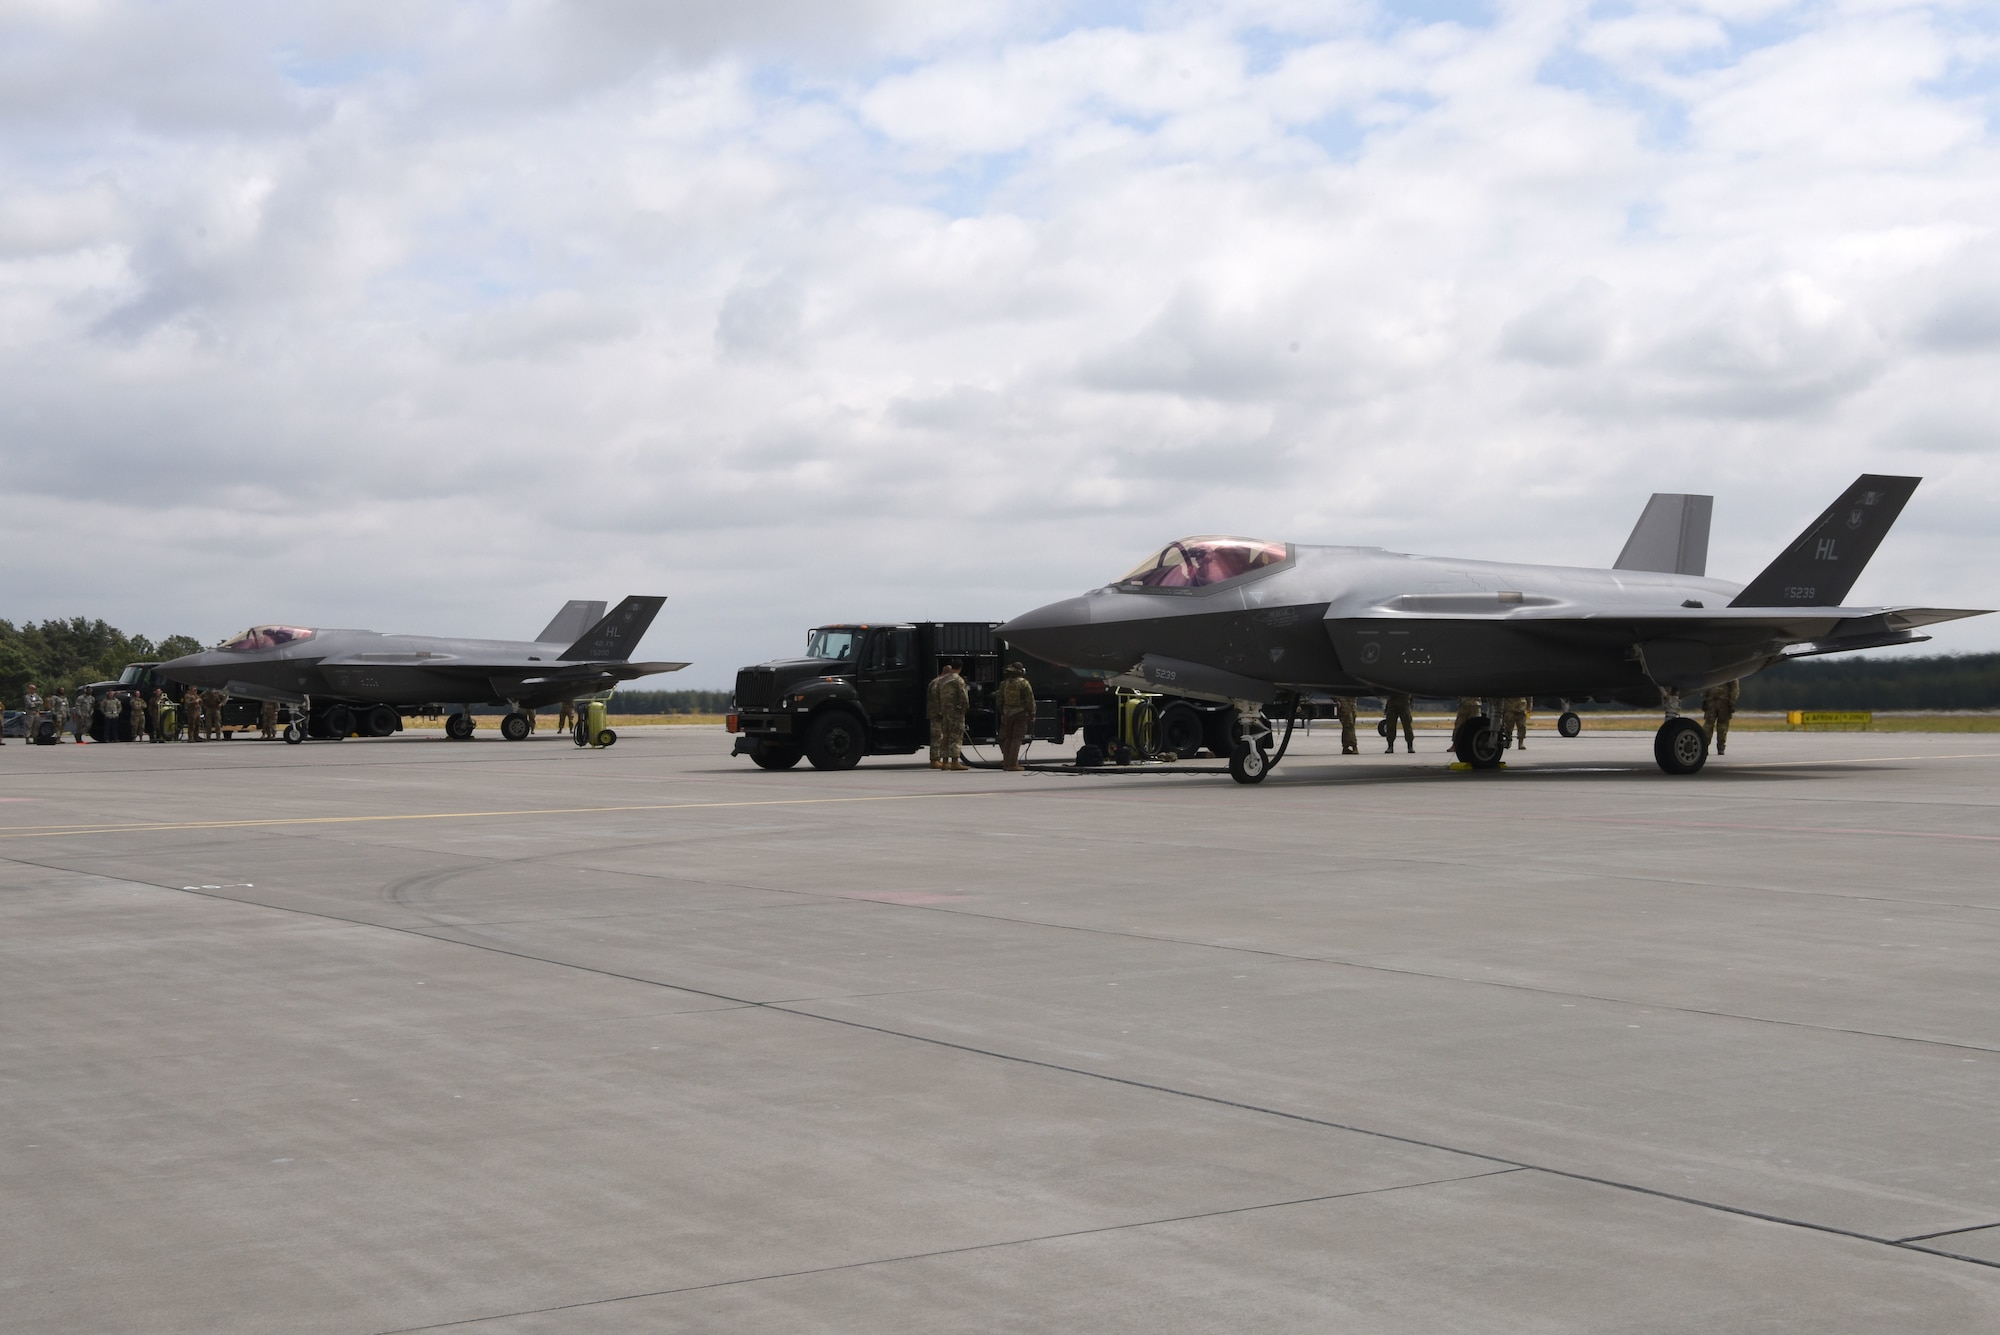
[0,790,1008,842]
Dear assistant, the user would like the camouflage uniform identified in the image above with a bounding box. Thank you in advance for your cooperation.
[929,665,970,771]
[925,672,945,767]
[125,693,145,743]
[1702,679,1741,755]
[202,689,225,741]
[1454,697,1481,729]
[1382,693,1415,753]
[1502,697,1530,749]
[22,686,41,743]
[556,700,576,734]
[1334,696,1359,755]
[71,691,92,742]
[99,690,123,741]
[183,686,204,741]
[996,663,1036,771]
[260,701,279,739]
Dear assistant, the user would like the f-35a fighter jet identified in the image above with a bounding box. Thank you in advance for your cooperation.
[999,475,1987,781]
[160,596,687,743]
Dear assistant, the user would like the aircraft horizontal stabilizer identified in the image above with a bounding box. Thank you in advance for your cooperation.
[1730,475,1919,608]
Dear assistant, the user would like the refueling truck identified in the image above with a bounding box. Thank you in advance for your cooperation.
[727,621,1241,770]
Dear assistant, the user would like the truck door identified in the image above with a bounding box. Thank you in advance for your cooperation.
[857,628,918,744]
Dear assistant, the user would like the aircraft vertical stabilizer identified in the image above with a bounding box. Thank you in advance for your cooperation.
[536,600,608,645]
[1729,475,1920,608]
[1614,493,1712,576]
[560,596,666,661]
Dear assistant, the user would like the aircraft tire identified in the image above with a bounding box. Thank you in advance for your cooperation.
[1654,717,1708,774]
[323,705,355,739]
[1228,742,1270,784]
[1453,717,1505,769]
[1557,710,1582,738]
[500,712,531,742]
[751,745,803,770]
[803,710,865,771]
[445,712,475,740]
[283,724,304,745]
[364,705,399,738]
[1156,705,1205,758]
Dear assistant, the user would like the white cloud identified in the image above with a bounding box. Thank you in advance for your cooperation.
[0,0,1996,681]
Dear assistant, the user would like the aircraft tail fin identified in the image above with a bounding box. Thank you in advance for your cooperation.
[536,600,607,644]
[1729,475,1920,608]
[559,596,666,661]
[1614,493,1712,576]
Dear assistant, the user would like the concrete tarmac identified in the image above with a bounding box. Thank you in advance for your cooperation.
[5,726,2000,1332]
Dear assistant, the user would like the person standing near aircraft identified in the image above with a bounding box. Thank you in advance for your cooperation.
[1383,693,1415,753]
[98,688,122,741]
[71,689,91,743]
[1702,679,1740,755]
[997,661,1035,771]
[260,701,279,739]
[1503,697,1530,750]
[22,683,42,741]
[182,685,204,741]
[1335,696,1359,755]
[202,688,225,740]
[556,699,576,735]
[929,661,969,772]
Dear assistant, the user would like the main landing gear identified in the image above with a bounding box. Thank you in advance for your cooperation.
[1451,713,1507,769]
[1654,716,1708,774]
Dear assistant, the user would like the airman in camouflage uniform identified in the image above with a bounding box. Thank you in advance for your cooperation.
[556,699,576,734]
[996,661,1035,771]
[1702,679,1741,755]
[1502,697,1530,749]
[928,661,969,771]
[1382,693,1415,753]
[99,689,123,741]
[1334,696,1359,755]
[182,685,204,741]
[202,689,226,740]
[260,701,279,739]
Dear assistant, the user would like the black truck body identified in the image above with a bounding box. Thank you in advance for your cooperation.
[728,622,1238,770]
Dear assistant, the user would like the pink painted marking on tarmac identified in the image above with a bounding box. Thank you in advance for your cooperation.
[1551,815,2000,843]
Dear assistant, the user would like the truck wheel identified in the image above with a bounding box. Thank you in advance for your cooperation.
[1557,710,1582,738]
[323,705,355,739]
[752,745,803,770]
[365,705,399,738]
[1156,705,1204,758]
[804,711,865,770]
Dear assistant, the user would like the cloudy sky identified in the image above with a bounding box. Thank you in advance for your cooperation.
[2,0,1995,684]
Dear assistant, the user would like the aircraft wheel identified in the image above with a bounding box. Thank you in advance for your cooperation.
[283,724,303,745]
[803,710,865,771]
[365,705,399,738]
[1156,705,1205,758]
[1453,717,1505,769]
[597,729,617,748]
[751,745,803,770]
[499,712,531,742]
[1558,710,1582,738]
[1654,717,1708,774]
[445,712,475,740]
[1075,743,1104,768]
[1228,742,1270,784]
[323,705,355,739]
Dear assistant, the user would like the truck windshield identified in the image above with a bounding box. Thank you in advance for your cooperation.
[1116,537,1288,590]
[806,629,859,661]
[118,666,147,685]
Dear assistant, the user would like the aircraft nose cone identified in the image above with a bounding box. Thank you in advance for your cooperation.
[997,595,1097,666]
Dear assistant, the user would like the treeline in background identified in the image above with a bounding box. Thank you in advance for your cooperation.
[0,619,203,700]
[607,689,732,715]
[1734,653,2000,711]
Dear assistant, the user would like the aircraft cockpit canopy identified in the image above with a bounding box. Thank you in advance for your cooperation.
[219,626,316,652]
[1115,537,1288,590]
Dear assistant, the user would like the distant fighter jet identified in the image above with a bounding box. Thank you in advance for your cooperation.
[999,475,1987,781]
[159,596,687,743]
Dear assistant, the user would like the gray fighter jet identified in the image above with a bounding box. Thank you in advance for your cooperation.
[159,596,687,743]
[998,475,1987,780]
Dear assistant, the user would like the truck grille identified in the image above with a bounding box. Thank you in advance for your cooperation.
[734,666,779,711]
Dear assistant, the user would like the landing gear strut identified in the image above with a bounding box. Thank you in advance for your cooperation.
[1227,697,1299,784]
